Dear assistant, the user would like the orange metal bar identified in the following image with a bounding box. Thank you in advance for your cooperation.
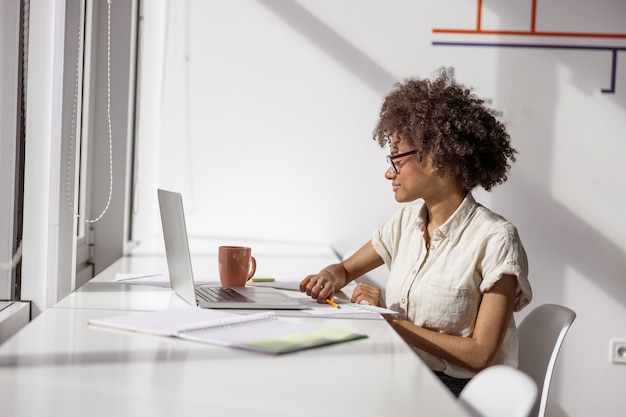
[433,0,626,39]
[432,28,626,39]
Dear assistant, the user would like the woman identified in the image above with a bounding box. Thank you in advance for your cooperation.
[300,71,532,396]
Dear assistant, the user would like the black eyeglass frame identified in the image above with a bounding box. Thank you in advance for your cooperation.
[386,150,418,174]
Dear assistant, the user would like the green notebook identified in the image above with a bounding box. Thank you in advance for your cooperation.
[88,306,367,354]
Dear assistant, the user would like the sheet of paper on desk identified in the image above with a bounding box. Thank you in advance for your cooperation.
[114,273,213,288]
[247,280,301,291]
[300,299,399,315]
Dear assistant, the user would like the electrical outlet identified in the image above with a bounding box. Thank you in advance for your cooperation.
[610,339,626,364]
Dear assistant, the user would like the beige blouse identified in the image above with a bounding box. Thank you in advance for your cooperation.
[372,192,532,378]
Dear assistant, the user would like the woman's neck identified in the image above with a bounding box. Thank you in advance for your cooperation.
[424,190,466,230]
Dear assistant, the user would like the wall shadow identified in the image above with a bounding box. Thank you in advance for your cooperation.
[256,0,398,96]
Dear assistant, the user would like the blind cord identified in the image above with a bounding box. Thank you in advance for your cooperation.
[66,0,113,224]
[0,242,22,271]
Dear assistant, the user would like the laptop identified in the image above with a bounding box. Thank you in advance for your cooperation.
[157,188,305,310]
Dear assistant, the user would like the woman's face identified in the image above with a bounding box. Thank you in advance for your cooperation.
[385,133,437,203]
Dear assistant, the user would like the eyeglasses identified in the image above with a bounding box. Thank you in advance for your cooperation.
[386,150,418,174]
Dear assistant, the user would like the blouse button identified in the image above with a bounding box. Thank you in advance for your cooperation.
[401,297,406,304]
[412,269,417,275]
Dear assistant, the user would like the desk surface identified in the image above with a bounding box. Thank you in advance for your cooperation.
[0,308,468,417]
[55,246,375,319]
[0,240,470,417]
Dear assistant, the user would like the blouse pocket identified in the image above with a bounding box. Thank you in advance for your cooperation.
[410,282,480,336]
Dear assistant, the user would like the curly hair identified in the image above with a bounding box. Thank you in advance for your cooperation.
[373,71,516,191]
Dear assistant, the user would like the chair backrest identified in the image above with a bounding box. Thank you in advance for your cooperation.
[459,365,538,417]
[517,303,576,417]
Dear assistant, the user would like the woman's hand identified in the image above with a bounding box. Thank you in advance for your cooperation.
[299,244,384,305]
[300,269,337,304]
[351,282,386,307]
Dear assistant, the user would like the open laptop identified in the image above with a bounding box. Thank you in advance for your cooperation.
[157,188,305,309]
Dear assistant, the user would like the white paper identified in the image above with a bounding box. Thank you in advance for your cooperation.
[247,280,301,291]
[114,273,214,287]
[88,306,367,354]
[298,298,398,315]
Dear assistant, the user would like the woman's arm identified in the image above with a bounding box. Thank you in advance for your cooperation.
[383,274,518,372]
[300,240,383,303]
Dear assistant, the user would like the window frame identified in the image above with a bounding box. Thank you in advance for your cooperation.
[17,0,140,315]
[0,0,25,301]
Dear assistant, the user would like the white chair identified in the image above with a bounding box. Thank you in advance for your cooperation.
[459,365,538,417]
[517,304,576,417]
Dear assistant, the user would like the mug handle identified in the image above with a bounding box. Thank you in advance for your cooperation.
[246,256,257,281]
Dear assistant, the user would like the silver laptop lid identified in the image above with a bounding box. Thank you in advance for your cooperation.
[157,188,197,305]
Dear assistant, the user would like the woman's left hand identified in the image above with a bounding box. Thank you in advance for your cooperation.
[351,282,385,307]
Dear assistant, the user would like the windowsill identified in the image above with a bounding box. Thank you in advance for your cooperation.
[0,301,31,345]
[0,301,14,312]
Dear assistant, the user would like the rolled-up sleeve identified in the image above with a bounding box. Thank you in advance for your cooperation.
[479,225,532,311]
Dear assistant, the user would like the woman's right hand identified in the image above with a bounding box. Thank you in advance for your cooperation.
[300,269,338,304]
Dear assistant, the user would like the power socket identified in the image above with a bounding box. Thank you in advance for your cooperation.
[610,339,626,364]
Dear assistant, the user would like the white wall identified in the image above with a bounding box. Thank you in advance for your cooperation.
[133,1,626,416]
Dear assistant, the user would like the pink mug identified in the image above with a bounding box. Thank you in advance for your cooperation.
[218,246,256,287]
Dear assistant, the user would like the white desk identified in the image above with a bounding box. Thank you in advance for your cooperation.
[0,308,469,417]
[57,237,341,312]
[0,241,471,417]
[55,244,376,319]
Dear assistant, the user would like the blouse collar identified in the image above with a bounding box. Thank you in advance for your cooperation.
[415,192,477,242]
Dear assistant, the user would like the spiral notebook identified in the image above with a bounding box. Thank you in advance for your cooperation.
[88,306,367,355]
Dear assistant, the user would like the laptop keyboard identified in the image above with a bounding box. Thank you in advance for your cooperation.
[196,287,250,303]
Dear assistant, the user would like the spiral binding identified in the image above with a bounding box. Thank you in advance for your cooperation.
[175,311,276,334]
